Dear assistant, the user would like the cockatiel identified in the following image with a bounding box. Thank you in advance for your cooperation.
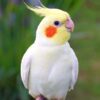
[21,0,78,100]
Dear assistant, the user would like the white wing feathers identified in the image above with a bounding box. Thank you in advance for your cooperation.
[21,45,33,89]
[70,48,79,90]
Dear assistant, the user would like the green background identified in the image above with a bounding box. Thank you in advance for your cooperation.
[0,0,100,100]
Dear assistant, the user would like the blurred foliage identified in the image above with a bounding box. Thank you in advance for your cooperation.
[42,0,84,16]
[0,0,100,100]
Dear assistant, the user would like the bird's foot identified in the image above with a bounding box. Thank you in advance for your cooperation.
[36,95,47,100]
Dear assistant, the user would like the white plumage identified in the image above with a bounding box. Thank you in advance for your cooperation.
[21,42,78,99]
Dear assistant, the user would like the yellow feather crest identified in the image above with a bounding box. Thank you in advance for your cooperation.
[24,2,69,17]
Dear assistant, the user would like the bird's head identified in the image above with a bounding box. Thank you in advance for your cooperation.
[24,0,74,46]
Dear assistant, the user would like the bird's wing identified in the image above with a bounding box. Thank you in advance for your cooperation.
[70,48,79,90]
[21,45,33,89]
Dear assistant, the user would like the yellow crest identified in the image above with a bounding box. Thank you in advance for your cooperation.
[24,0,69,17]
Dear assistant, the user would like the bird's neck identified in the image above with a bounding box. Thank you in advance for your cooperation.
[34,38,70,49]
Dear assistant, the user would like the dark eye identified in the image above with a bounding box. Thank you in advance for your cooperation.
[54,21,60,26]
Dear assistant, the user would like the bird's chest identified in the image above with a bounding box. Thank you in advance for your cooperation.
[32,49,59,69]
[30,46,72,80]
[31,48,60,75]
[29,46,73,96]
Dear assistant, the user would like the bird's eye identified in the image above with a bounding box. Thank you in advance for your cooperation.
[54,21,60,26]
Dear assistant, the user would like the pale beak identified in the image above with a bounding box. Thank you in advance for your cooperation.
[66,17,74,32]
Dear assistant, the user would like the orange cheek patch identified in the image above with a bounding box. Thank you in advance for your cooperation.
[45,26,57,38]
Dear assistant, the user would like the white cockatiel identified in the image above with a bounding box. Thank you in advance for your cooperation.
[21,0,78,100]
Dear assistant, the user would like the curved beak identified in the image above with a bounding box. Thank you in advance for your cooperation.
[66,17,74,32]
